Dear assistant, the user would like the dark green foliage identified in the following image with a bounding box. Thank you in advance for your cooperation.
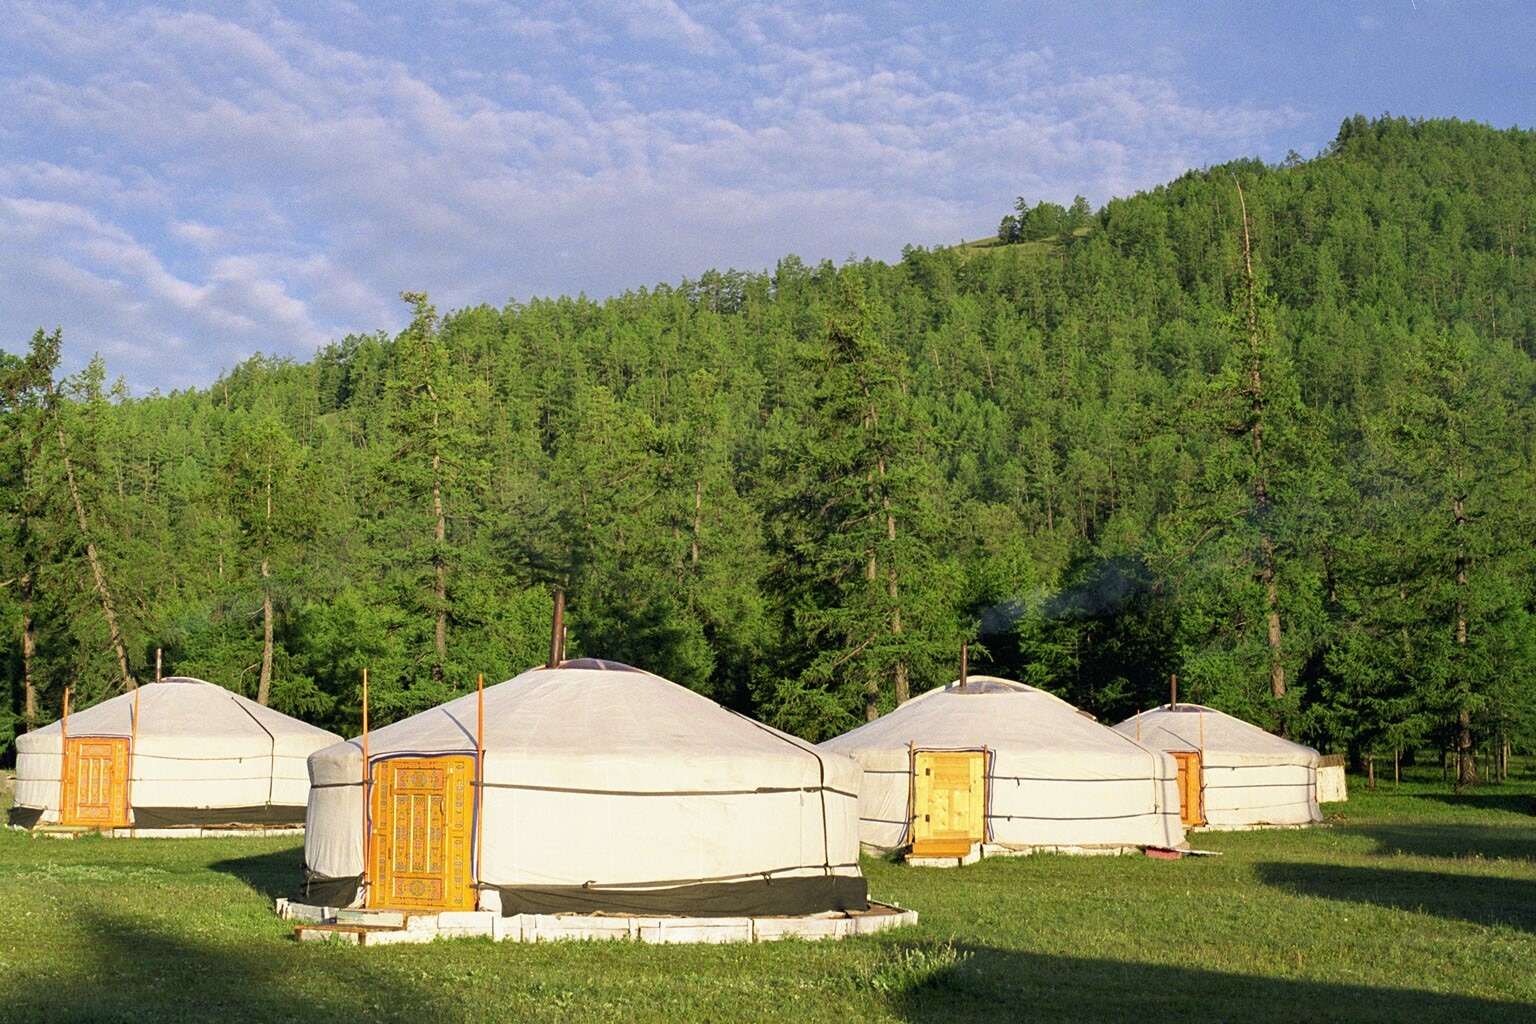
[4,115,1536,773]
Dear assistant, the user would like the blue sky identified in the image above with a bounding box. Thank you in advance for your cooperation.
[3,1,1532,395]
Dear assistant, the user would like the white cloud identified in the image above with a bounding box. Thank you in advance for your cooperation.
[169,221,229,250]
[0,1,1317,394]
[609,0,727,56]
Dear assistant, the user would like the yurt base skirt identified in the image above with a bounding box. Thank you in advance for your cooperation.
[7,804,307,831]
[132,805,309,828]
[299,873,870,918]
[492,875,869,917]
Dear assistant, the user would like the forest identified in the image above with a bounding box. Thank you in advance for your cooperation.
[2,115,1534,786]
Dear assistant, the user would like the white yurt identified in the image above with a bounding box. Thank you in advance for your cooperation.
[819,676,1185,857]
[300,659,869,917]
[9,677,341,832]
[1111,704,1322,829]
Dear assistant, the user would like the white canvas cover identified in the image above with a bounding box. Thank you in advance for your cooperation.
[11,677,341,827]
[1112,704,1322,828]
[302,659,866,916]
[819,676,1185,852]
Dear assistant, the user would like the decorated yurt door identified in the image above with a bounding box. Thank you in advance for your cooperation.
[1172,751,1206,827]
[61,737,130,828]
[367,756,475,910]
[910,750,986,857]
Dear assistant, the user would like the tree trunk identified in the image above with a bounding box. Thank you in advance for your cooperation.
[257,460,274,706]
[865,386,909,706]
[432,450,448,682]
[257,557,274,706]
[879,455,909,705]
[1456,707,1478,789]
[51,403,134,691]
[1453,493,1476,788]
[691,476,703,568]
[22,569,37,728]
[426,382,449,683]
[1264,550,1284,696]
[1235,178,1285,710]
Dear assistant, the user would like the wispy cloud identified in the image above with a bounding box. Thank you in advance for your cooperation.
[0,1,1348,393]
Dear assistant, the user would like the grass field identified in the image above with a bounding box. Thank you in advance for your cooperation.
[2,772,1533,1023]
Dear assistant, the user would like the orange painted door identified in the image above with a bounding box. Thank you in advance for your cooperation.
[911,751,986,857]
[1172,751,1206,826]
[368,756,475,911]
[62,738,130,828]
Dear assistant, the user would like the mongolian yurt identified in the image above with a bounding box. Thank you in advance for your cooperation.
[1111,704,1322,829]
[9,677,341,832]
[300,659,869,918]
[819,676,1185,857]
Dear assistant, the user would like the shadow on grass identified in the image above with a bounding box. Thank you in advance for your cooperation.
[1338,822,1536,861]
[1255,861,1536,933]
[1420,791,1536,816]
[891,943,1531,1024]
[209,844,307,902]
[4,907,457,1024]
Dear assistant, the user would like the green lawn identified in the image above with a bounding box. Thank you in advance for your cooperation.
[2,774,1533,1023]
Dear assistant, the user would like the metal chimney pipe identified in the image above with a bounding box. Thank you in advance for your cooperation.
[548,588,565,669]
[960,642,969,688]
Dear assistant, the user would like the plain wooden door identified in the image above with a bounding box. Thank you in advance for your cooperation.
[910,750,986,857]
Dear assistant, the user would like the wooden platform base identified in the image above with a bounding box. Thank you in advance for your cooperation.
[278,899,918,945]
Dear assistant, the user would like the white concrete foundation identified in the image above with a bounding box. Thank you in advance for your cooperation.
[31,824,305,839]
[901,841,1150,867]
[277,898,917,945]
[1193,821,1320,832]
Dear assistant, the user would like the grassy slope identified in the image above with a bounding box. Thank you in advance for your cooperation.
[0,773,1532,1023]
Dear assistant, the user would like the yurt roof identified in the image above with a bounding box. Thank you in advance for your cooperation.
[1112,704,1319,765]
[312,659,853,788]
[20,677,339,756]
[820,675,1146,758]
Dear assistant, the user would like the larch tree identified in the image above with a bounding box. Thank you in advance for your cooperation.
[1363,324,1529,788]
[21,332,137,697]
[763,267,964,737]
[220,412,307,706]
[1154,178,1321,733]
[380,293,489,703]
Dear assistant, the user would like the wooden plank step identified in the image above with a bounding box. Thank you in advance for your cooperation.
[910,839,975,858]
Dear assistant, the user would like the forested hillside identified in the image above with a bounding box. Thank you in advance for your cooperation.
[4,116,1534,784]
